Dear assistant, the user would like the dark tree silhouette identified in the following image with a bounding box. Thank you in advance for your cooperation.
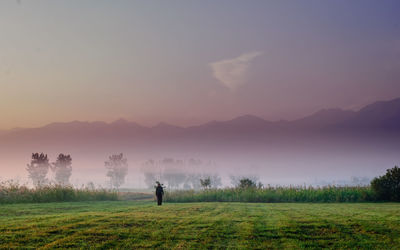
[371,166,400,201]
[200,177,211,189]
[199,174,222,189]
[237,178,257,189]
[51,154,72,186]
[26,153,50,187]
[230,175,259,187]
[105,153,128,189]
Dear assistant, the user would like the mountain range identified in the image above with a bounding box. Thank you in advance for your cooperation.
[2,97,400,139]
[1,97,400,155]
[1,97,400,182]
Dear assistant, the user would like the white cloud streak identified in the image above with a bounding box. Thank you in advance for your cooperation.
[209,51,263,91]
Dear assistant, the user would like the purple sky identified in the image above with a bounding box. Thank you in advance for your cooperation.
[0,0,399,129]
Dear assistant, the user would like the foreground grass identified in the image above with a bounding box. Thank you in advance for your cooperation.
[0,201,399,248]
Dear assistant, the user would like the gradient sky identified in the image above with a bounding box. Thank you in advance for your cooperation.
[1,0,399,129]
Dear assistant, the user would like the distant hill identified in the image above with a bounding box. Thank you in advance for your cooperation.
[1,97,400,154]
[291,108,356,129]
[337,98,400,130]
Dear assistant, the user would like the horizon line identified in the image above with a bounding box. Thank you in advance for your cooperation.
[1,96,399,131]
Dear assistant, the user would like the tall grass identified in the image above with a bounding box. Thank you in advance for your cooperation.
[165,185,376,203]
[0,181,118,204]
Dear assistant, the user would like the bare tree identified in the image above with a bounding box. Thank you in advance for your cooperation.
[51,154,72,186]
[26,153,50,187]
[105,153,128,189]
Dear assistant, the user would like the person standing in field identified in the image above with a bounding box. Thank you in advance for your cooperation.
[155,182,164,206]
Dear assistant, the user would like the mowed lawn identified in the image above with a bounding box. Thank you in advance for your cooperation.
[0,201,399,249]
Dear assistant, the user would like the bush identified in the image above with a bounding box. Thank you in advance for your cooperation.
[371,166,400,201]
[237,178,257,189]
[200,177,211,189]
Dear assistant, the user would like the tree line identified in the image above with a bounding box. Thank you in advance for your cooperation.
[25,152,400,201]
[140,158,222,190]
[25,153,222,191]
[26,152,128,189]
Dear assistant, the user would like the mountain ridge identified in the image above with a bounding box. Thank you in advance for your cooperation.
[1,97,400,139]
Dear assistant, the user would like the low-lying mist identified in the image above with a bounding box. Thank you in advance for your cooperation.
[0,141,395,189]
[2,97,400,188]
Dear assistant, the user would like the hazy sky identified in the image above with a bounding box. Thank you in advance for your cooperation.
[1,0,399,129]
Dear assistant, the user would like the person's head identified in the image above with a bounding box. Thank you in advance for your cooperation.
[156,181,161,187]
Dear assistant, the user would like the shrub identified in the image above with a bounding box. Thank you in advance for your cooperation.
[200,177,211,189]
[238,178,257,189]
[371,166,400,201]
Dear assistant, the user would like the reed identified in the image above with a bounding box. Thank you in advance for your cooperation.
[165,185,376,203]
[0,181,118,204]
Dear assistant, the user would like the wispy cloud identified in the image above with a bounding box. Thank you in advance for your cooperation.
[209,51,263,91]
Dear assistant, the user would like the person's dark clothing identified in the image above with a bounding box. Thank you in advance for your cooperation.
[156,186,164,206]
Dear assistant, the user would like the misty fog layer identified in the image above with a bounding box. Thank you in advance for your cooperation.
[1,98,400,188]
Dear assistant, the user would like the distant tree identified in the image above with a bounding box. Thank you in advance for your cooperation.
[105,153,128,189]
[162,158,175,165]
[86,181,96,190]
[350,176,370,186]
[200,177,211,189]
[156,158,186,189]
[144,172,157,189]
[26,153,50,187]
[163,167,186,189]
[230,175,240,187]
[51,154,72,186]
[141,159,162,189]
[371,166,400,201]
[210,174,222,188]
[188,158,202,166]
[237,178,257,189]
[141,158,220,190]
[230,175,259,187]
[183,173,202,190]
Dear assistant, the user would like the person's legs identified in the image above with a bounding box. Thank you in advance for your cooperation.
[157,195,162,205]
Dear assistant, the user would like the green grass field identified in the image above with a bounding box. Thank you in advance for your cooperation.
[1,201,399,249]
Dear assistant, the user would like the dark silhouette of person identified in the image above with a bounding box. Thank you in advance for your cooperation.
[155,182,164,206]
